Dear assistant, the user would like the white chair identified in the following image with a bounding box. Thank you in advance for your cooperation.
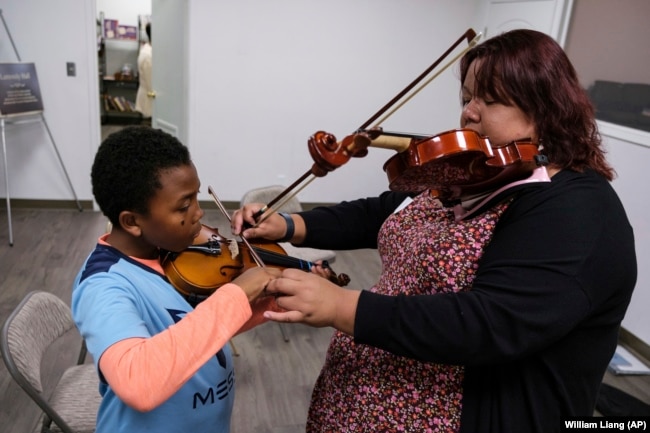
[1,291,101,433]
[240,185,336,265]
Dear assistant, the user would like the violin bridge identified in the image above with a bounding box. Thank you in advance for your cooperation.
[227,240,239,259]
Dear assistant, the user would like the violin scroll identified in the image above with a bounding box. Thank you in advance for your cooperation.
[329,269,351,287]
[307,130,374,177]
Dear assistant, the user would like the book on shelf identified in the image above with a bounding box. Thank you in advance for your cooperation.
[112,96,125,112]
[103,94,118,111]
[103,95,111,111]
[103,94,140,115]
[117,96,136,112]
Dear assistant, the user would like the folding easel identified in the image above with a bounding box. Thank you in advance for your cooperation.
[0,9,81,246]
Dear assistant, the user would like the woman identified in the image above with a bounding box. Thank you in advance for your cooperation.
[233,29,637,433]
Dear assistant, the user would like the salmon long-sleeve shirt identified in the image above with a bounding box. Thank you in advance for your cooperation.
[72,236,273,433]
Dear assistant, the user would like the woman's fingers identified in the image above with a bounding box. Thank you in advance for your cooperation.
[264,268,310,296]
[263,310,305,323]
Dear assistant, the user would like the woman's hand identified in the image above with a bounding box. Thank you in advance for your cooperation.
[231,203,290,240]
[262,268,360,335]
[231,266,282,302]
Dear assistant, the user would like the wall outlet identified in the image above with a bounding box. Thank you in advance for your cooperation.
[66,62,76,77]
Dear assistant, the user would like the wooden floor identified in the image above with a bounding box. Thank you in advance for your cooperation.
[0,208,648,433]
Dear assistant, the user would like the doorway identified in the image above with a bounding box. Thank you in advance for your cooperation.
[95,0,151,138]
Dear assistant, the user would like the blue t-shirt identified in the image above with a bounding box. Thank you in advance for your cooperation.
[72,244,235,433]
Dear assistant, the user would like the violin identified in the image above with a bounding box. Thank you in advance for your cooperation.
[161,224,350,303]
[380,128,545,200]
[308,127,547,201]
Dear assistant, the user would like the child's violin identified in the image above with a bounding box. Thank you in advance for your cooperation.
[161,224,350,304]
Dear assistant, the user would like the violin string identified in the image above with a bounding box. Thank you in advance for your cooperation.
[207,186,267,268]
[255,246,312,270]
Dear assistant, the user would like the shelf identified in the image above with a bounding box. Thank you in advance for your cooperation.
[100,78,140,125]
[101,111,143,125]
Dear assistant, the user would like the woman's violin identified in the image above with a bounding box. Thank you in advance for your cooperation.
[161,224,350,303]
[308,127,547,201]
[380,128,545,200]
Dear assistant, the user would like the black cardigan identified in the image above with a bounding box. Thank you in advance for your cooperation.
[299,169,637,433]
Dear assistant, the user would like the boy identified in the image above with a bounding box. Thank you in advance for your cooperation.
[72,126,277,432]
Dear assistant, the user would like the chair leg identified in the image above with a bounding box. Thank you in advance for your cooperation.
[229,339,240,356]
[77,340,89,364]
[278,323,290,342]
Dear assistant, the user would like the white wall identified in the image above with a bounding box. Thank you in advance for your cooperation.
[186,0,483,204]
[0,0,150,206]
[0,0,98,203]
[601,124,650,345]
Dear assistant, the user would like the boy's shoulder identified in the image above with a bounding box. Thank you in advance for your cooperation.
[78,243,157,285]
[78,243,131,282]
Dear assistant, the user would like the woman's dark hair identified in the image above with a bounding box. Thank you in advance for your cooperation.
[91,126,191,225]
[460,29,614,180]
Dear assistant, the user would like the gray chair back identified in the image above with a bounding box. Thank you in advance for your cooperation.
[1,291,100,433]
[240,184,303,213]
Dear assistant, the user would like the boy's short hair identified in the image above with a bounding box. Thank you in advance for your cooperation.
[92,126,191,225]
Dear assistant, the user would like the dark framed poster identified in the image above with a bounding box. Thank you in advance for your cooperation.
[0,62,44,116]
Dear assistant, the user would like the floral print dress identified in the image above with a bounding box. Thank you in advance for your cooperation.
[307,190,509,432]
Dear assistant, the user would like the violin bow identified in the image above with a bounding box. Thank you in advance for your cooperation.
[208,185,267,268]
[253,28,482,221]
[367,31,482,129]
